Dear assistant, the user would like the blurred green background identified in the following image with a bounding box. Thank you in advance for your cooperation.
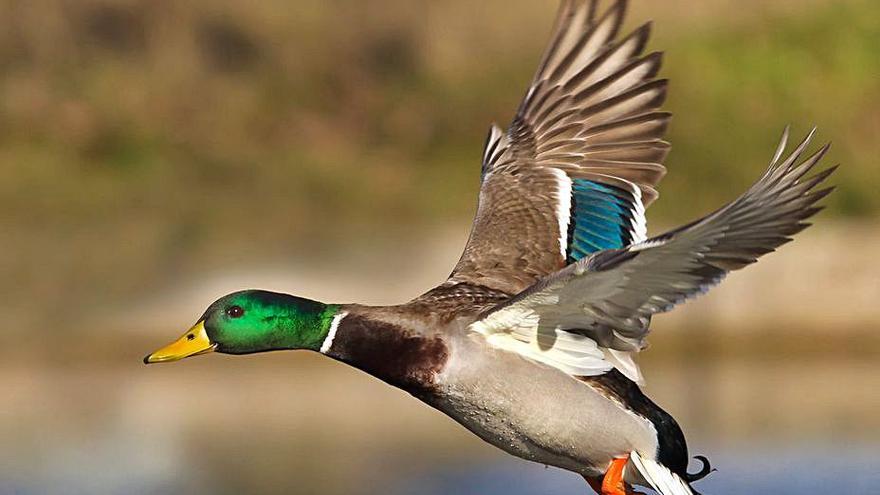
[1,0,878,494]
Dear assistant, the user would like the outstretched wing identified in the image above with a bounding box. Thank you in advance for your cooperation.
[471,129,835,382]
[446,0,670,295]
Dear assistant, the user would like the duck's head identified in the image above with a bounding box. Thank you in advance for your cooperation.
[144,290,338,364]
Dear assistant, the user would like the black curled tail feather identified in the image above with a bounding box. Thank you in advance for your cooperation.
[683,455,715,494]
[684,455,714,482]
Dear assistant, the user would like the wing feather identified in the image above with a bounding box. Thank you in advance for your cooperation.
[447,0,670,294]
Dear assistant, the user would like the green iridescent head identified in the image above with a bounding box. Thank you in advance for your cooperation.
[144,290,339,364]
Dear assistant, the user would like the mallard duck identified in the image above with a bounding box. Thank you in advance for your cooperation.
[144,1,835,494]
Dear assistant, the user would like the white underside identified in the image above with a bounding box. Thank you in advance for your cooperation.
[470,305,643,383]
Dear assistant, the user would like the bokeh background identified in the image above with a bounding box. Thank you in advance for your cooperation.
[2,0,878,493]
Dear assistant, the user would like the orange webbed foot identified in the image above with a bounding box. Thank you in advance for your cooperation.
[584,456,646,495]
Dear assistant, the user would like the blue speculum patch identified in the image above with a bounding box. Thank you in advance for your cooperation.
[566,179,636,263]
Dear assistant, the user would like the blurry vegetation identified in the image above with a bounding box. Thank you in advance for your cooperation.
[657,0,880,219]
[0,0,878,333]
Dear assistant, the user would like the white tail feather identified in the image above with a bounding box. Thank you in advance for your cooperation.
[629,451,693,495]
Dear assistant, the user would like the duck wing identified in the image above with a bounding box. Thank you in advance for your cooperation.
[471,129,835,382]
[445,0,670,296]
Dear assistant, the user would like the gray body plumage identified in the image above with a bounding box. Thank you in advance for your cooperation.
[327,307,658,481]
[431,324,657,478]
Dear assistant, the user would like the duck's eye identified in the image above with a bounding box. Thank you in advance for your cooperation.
[226,305,244,318]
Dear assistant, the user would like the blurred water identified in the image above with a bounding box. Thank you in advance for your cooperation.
[390,447,880,495]
[4,445,877,494]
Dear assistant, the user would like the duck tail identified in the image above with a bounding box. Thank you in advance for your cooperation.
[683,455,714,483]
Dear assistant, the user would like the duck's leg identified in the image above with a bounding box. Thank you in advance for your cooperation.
[584,456,645,495]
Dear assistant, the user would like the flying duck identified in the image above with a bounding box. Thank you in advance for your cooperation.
[144,1,835,494]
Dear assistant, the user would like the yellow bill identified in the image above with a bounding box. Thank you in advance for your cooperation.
[143,321,216,364]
